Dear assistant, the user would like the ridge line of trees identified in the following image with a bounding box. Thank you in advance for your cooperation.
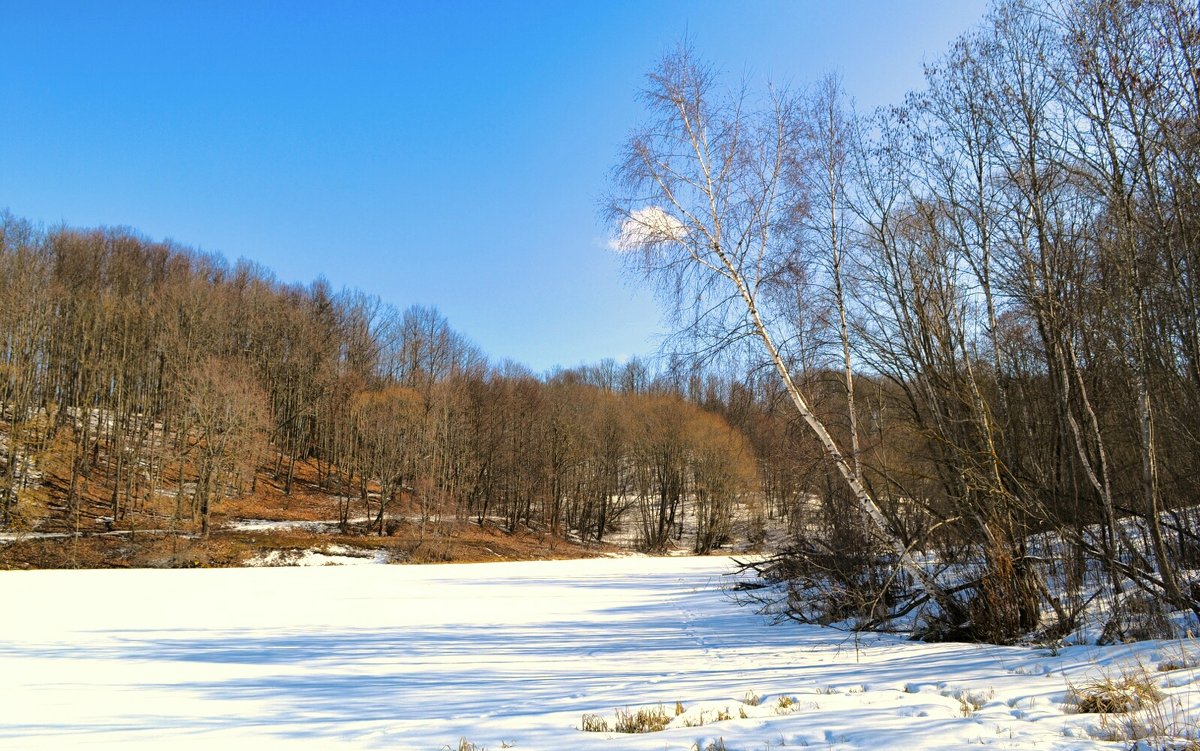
[0,218,763,553]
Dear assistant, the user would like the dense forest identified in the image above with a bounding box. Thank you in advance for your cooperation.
[3,0,1200,644]
[0,214,790,555]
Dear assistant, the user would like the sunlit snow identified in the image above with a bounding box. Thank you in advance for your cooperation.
[2,557,1197,749]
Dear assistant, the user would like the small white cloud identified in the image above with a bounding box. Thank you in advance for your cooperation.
[610,206,688,251]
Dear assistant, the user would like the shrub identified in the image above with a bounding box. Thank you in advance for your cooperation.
[1099,596,1173,644]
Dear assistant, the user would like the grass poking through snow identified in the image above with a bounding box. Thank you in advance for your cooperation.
[1070,674,1163,714]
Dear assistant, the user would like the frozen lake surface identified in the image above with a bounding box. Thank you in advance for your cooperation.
[2,556,1196,749]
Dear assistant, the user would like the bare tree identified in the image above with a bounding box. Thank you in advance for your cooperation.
[181,357,271,536]
[609,44,959,621]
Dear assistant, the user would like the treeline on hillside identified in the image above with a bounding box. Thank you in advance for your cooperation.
[610,0,1200,641]
[0,217,788,552]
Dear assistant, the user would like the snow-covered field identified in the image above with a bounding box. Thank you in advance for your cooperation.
[2,557,1198,750]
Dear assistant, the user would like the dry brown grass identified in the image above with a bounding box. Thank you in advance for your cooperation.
[218,457,345,522]
[1070,674,1163,714]
[580,705,681,734]
[2,448,615,569]
[580,713,609,732]
[0,532,252,569]
[1069,668,1192,748]
[613,705,673,733]
[0,514,606,570]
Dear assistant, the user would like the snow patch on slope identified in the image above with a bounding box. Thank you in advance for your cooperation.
[247,544,390,566]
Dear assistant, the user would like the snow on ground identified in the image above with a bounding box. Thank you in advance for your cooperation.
[1,557,1198,750]
[225,519,340,533]
[248,544,392,566]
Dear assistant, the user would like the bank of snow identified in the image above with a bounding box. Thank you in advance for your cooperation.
[1,556,1197,750]
[248,544,391,566]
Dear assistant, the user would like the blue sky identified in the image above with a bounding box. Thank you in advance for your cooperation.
[1,1,988,373]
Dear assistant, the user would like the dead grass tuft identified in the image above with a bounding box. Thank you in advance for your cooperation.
[580,713,609,733]
[948,687,994,716]
[1070,674,1163,714]
[682,706,736,728]
[613,705,672,733]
